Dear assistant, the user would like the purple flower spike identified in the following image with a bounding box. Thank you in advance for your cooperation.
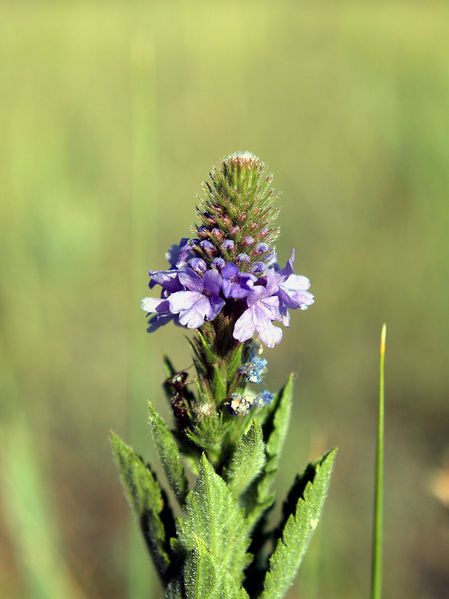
[233,270,283,348]
[168,268,225,328]
[222,239,235,251]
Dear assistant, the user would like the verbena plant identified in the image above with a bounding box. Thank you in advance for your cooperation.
[111,152,337,599]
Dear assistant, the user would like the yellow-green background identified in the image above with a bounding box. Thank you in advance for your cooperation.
[1,2,448,598]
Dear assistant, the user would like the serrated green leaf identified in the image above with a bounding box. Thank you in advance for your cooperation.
[259,449,337,599]
[264,374,294,463]
[245,375,293,528]
[184,546,249,599]
[148,401,189,505]
[178,455,251,598]
[224,420,266,498]
[110,432,171,582]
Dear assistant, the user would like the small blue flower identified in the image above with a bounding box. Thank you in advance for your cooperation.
[256,390,274,407]
[239,356,267,384]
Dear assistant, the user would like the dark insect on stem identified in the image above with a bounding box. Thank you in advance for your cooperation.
[165,371,190,429]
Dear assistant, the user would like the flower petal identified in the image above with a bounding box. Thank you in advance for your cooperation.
[222,262,239,279]
[149,270,183,292]
[168,290,203,313]
[207,296,225,321]
[178,296,210,328]
[178,268,204,292]
[253,304,283,348]
[233,308,255,343]
[202,269,223,297]
[283,273,310,291]
[280,248,295,276]
[141,297,165,313]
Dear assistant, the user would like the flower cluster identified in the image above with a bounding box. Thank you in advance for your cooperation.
[141,240,313,348]
[141,152,314,349]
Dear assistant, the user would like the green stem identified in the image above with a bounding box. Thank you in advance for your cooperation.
[371,323,386,599]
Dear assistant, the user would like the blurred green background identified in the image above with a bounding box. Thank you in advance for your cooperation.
[1,2,448,598]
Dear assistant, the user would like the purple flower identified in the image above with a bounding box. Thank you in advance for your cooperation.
[243,236,254,246]
[200,240,215,253]
[233,270,283,348]
[165,238,191,268]
[148,269,184,292]
[222,239,235,251]
[275,250,314,325]
[251,262,266,275]
[189,257,207,274]
[141,296,179,332]
[167,268,225,328]
[212,257,226,270]
[255,242,269,254]
[222,263,256,299]
[236,253,250,264]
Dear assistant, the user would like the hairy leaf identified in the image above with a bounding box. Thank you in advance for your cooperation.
[259,449,337,599]
[245,375,294,528]
[148,401,189,505]
[184,546,249,599]
[110,432,171,582]
[178,454,251,598]
[224,420,266,498]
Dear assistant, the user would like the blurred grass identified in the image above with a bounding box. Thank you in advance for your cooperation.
[1,2,449,598]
